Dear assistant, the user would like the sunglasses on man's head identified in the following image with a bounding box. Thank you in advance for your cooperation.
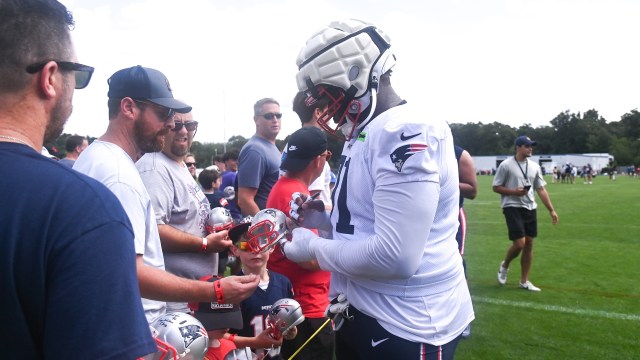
[172,121,198,132]
[134,99,175,121]
[260,112,282,120]
[26,60,94,89]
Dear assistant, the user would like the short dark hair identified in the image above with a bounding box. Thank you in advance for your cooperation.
[213,155,224,163]
[223,149,239,162]
[198,168,220,190]
[253,98,279,116]
[65,135,86,152]
[0,0,75,94]
[292,91,329,125]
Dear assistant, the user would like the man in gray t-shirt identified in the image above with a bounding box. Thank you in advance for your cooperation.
[137,111,232,313]
[492,135,558,292]
[237,98,282,216]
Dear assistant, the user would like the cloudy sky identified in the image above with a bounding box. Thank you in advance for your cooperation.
[61,0,640,144]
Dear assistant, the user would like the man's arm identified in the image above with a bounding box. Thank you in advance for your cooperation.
[458,150,477,200]
[237,187,260,216]
[535,186,559,225]
[493,185,528,197]
[158,225,231,253]
[285,180,437,279]
[136,255,259,304]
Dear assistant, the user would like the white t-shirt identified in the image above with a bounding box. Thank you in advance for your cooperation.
[74,140,166,323]
[308,162,332,208]
[310,103,474,345]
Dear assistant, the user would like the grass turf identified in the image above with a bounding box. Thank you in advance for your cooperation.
[456,174,640,359]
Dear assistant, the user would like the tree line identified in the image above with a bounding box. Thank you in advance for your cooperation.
[47,108,640,169]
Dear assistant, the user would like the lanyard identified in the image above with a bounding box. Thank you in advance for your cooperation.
[515,157,528,182]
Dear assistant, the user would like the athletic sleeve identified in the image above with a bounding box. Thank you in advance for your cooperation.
[310,180,437,279]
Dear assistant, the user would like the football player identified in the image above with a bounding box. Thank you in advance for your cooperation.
[281,19,474,360]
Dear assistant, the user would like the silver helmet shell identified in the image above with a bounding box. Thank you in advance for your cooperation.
[151,312,209,360]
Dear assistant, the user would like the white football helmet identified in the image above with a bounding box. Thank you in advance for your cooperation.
[206,207,234,234]
[246,208,288,254]
[150,312,208,360]
[267,298,305,340]
[295,19,396,140]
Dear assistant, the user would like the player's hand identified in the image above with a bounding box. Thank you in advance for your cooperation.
[254,327,283,348]
[281,227,318,263]
[289,192,324,225]
[550,210,559,225]
[283,325,297,340]
[205,230,232,253]
[219,274,259,304]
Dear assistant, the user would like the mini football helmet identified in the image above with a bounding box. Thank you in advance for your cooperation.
[150,312,208,360]
[206,207,234,234]
[267,298,305,340]
[295,19,396,140]
[247,208,288,253]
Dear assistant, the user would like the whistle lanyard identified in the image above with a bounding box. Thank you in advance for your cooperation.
[515,157,528,182]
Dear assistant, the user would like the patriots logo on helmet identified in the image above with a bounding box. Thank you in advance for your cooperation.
[179,324,206,349]
[390,144,428,172]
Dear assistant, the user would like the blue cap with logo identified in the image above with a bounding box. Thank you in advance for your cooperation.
[107,65,191,113]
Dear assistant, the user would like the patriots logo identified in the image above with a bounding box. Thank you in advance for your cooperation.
[390,144,428,172]
[179,325,206,349]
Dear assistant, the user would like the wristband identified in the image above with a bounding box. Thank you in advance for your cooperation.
[200,237,207,253]
[213,279,224,303]
[228,333,236,343]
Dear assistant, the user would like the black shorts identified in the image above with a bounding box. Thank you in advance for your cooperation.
[334,305,461,360]
[503,207,537,240]
[281,317,334,360]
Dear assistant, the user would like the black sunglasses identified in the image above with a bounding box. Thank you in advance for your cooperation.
[134,99,175,121]
[25,60,94,89]
[260,112,282,120]
[185,162,197,167]
[172,121,198,132]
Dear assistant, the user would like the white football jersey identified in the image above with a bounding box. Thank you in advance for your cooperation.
[314,102,473,344]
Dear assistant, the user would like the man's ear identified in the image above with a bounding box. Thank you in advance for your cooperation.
[38,61,60,100]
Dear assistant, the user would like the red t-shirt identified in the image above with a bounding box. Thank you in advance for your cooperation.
[204,338,236,360]
[266,176,331,318]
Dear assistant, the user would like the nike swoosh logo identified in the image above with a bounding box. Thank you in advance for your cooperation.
[371,338,389,347]
[400,132,421,141]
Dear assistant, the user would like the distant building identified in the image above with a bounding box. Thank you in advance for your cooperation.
[472,153,613,175]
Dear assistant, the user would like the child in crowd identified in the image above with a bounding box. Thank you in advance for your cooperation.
[227,218,297,359]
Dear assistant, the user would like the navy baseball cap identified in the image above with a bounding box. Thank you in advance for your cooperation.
[514,135,537,146]
[281,127,328,172]
[189,276,243,330]
[107,65,192,113]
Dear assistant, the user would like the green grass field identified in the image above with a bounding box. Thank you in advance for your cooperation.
[456,175,640,359]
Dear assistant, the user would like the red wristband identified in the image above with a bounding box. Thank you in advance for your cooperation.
[214,279,224,303]
[200,237,207,253]
[228,333,236,343]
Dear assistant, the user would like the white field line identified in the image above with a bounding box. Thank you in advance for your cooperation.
[472,296,640,321]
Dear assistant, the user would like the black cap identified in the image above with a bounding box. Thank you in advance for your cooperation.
[189,275,243,330]
[514,135,537,146]
[229,216,253,243]
[107,65,192,113]
[281,127,327,172]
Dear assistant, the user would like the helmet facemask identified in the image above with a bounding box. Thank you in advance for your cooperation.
[246,209,288,254]
[247,219,285,253]
[307,84,374,141]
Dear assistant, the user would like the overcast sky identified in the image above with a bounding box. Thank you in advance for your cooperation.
[60,0,640,144]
